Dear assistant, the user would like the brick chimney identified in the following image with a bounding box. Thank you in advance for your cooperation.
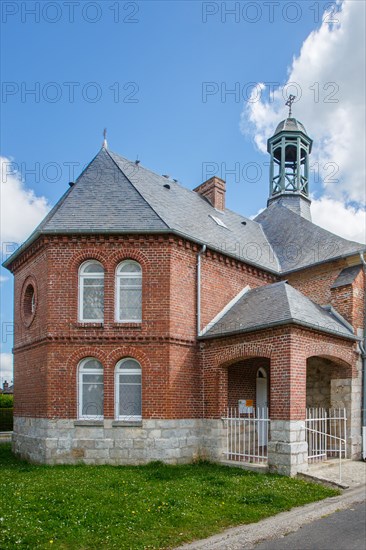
[193,176,226,211]
[3,380,8,390]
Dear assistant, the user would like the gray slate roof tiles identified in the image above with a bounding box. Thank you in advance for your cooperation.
[201,281,357,341]
[255,202,365,273]
[331,265,363,289]
[4,147,365,275]
[37,148,168,233]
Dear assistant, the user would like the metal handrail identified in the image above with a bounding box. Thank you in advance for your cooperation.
[306,426,346,483]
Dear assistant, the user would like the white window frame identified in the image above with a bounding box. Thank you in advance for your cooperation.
[78,260,104,323]
[78,358,104,420]
[115,358,142,421]
[115,260,142,323]
[209,214,228,229]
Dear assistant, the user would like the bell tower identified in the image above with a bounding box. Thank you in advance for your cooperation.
[267,96,313,220]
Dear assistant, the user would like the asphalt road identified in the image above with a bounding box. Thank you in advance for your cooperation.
[254,501,366,550]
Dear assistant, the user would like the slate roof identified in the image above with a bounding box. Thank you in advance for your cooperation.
[35,148,168,233]
[200,281,358,341]
[255,201,365,273]
[274,118,308,135]
[3,147,365,274]
[331,265,363,289]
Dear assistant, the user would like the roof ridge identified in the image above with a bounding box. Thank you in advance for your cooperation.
[2,149,108,268]
[103,149,170,230]
[38,147,109,233]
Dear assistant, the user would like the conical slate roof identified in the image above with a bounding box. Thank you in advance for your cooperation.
[200,281,357,341]
[4,147,365,274]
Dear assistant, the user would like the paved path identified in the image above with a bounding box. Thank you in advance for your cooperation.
[308,458,366,488]
[255,501,366,550]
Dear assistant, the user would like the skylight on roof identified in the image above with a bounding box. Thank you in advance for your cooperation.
[209,215,228,228]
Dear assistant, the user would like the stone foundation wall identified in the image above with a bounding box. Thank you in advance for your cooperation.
[331,374,362,459]
[268,420,308,476]
[12,417,226,465]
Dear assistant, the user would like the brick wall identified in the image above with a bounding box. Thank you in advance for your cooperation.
[286,261,365,332]
[200,325,358,420]
[8,232,363,423]
[285,261,343,305]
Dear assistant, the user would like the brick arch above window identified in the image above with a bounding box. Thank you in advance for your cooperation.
[107,346,151,370]
[67,249,108,272]
[108,248,150,272]
[66,347,108,379]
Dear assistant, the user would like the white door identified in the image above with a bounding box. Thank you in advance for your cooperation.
[256,368,268,446]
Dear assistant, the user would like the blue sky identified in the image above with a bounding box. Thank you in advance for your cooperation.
[1,1,365,382]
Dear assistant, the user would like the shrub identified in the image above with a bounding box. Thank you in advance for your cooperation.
[0,395,13,408]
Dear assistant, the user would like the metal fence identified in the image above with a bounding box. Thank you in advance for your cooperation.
[222,407,269,464]
[305,407,347,462]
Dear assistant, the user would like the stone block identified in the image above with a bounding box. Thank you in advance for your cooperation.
[109,448,130,459]
[133,439,147,449]
[147,429,162,439]
[95,439,113,449]
[74,428,104,439]
[85,449,109,459]
[45,438,58,450]
[115,439,134,449]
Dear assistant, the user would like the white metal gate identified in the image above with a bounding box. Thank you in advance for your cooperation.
[305,407,347,462]
[222,407,269,464]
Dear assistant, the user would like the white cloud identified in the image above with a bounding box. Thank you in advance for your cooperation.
[311,197,366,243]
[0,156,51,246]
[241,0,366,205]
[0,353,13,385]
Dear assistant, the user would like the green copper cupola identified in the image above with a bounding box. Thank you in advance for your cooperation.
[267,99,313,220]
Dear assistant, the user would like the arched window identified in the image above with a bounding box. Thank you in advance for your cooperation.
[116,260,142,322]
[79,260,104,322]
[78,358,104,419]
[115,358,142,420]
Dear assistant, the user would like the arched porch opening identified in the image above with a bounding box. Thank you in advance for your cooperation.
[306,355,353,410]
[227,357,270,414]
[306,355,358,460]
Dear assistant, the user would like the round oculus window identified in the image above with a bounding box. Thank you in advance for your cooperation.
[22,282,37,325]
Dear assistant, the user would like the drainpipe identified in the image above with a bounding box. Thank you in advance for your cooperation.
[197,244,207,420]
[197,244,207,336]
[359,252,366,460]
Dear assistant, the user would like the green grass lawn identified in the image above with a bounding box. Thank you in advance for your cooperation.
[0,443,338,549]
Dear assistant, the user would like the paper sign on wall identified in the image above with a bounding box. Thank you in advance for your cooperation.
[239,399,254,414]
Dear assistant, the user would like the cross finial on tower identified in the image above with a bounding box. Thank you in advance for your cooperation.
[102,128,108,149]
[285,95,296,117]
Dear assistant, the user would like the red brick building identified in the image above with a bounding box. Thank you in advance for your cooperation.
[4,118,366,475]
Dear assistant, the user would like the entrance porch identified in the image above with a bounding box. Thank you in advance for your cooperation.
[200,325,361,476]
